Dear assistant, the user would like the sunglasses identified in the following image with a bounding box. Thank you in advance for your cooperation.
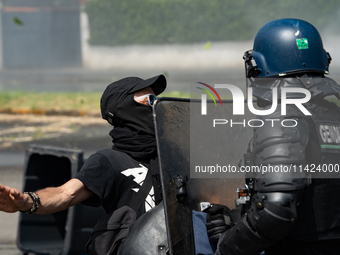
[134,94,158,106]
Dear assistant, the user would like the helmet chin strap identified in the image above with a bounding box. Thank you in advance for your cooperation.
[243,50,257,101]
[244,60,249,101]
[243,50,251,101]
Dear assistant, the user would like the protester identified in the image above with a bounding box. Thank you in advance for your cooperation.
[0,74,166,217]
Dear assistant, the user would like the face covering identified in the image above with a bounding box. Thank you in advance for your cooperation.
[113,93,155,136]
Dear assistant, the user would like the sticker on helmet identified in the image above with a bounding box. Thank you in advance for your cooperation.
[296,38,309,49]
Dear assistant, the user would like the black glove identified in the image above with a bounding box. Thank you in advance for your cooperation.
[204,204,232,243]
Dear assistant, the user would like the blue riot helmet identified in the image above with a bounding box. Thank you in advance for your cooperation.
[244,18,332,78]
[243,19,340,105]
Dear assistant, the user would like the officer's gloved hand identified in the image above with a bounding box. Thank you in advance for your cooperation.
[204,204,232,244]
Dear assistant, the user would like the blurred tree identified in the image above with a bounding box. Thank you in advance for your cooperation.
[84,0,340,46]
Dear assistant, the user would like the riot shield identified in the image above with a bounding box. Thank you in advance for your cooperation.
[154,98,254,254]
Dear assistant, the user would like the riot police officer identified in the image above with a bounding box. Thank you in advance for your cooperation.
[210,19,340,255]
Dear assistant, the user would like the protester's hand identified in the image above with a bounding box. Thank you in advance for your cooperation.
[204,204,232,243]
[0,184,29,213]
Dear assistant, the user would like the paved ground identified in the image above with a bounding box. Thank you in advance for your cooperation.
[0,113,112,254]
[0,113,111,152]
[0,166,23,255]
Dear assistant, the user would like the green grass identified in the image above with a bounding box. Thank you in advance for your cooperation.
[0,91,191,113]
[1,91,339,114]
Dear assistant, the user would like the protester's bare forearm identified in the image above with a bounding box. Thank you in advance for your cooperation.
[35,186,73,214]
[34,179,93,214]
[0,179,93,214]
[15,187,64,214]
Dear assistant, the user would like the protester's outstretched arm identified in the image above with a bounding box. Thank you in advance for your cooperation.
[0,178,93,214]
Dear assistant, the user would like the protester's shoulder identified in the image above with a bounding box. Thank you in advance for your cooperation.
[87,149,138,167]
[89,149,127,162]
[96,148,124,157]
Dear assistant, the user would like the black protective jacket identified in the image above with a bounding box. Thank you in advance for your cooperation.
[216,75,340,255]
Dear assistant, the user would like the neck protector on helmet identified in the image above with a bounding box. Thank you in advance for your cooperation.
[250,75,340,105]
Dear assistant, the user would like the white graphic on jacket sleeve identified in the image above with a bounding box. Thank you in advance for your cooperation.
[121,164,155,211]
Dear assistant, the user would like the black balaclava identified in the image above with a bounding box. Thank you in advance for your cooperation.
[113,93,155,136]
[109,87,162,204]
